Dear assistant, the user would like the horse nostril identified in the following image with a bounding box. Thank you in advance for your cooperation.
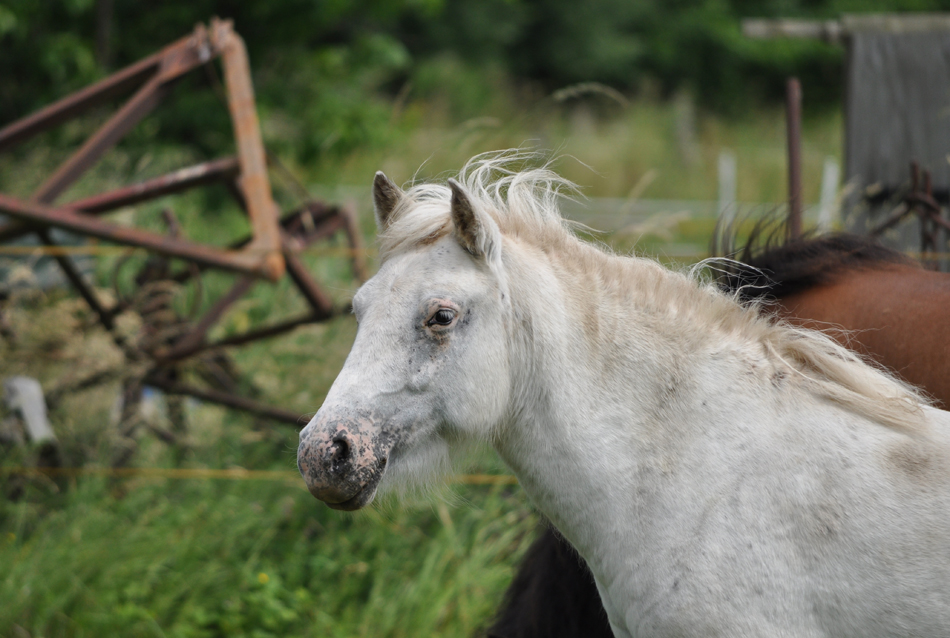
[378,456,387,470]
[329,436,350,465]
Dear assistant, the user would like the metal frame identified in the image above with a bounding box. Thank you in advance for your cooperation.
[870,162,950,270]
[0,20,367,429]
[0,19,283,280]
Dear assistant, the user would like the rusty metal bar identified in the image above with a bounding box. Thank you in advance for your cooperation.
[31,76,171,204]
[68,157,240,213]
[869,202,910,236]
[786,78,803,239]
[0,20,283,276]
[0,24,219,153]
[340,204,368,281]
[280,201,343,238]
[281,232,336,315]
[919,169,943,271]
[0,158,241,244]
[177,178,340,318]
[160,312,330,362]
[157,275,258,361]
[926,212,950,233]
[0,193,277,278]
[161,208,182,237]
[211,18,283,280]
[36,229,122,340]
[166,204,348,285]
[201,313,329,350]
[144,375,306,425]
[159,224,341,362]
[0,55,161,152]
[28,26,221,206]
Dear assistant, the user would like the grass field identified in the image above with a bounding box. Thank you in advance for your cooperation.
[0,93,841,637]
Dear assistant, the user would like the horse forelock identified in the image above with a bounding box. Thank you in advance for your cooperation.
[377,185,455,259]
[376,151,930,434]
[378,150,580,262]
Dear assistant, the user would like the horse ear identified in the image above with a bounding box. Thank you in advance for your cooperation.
[373,171,403,230]
[448,178,500,260]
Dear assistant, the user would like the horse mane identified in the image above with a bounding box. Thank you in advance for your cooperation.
[379,151,930,431]
[712,214,919,303]
[378,150,578,261]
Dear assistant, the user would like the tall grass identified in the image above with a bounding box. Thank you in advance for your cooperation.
[0,471,537,637]
[297,88,840,204]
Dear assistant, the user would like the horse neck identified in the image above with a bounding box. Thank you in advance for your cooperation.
[501,233,751,419]
[496,235,761,559]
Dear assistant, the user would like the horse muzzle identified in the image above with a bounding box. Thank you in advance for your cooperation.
[297,411,394,511]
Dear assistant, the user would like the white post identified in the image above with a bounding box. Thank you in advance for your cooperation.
[817,156,840,230]
[3,376,56,445]
[718,149,737,225]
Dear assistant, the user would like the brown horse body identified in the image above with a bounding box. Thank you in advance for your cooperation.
[779,264,950,407]
[486,232,950,638]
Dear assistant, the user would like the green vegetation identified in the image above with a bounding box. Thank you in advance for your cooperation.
[6,0,941,160]
[1,461,536,637]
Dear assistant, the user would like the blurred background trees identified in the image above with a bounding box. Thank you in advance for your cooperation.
[1,0,948,161]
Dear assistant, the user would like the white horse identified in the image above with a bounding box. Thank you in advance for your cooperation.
[298,152,950,638]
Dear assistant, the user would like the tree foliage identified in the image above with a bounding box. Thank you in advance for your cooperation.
[2,0,949,158]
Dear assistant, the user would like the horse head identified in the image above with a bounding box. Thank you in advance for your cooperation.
[297,172,512,509]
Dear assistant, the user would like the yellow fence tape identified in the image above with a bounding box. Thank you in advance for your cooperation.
[0,466,518,485]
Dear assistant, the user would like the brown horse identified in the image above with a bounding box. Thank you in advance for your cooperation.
[485,230,950,638]
[725,233,950,409]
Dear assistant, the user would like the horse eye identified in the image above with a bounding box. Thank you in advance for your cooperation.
[429,309,456,326]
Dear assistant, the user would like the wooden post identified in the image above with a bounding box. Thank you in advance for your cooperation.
[786,78,803,238]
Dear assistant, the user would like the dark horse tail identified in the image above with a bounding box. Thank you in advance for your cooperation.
[482,218,915,638]
[482,526,614,638]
